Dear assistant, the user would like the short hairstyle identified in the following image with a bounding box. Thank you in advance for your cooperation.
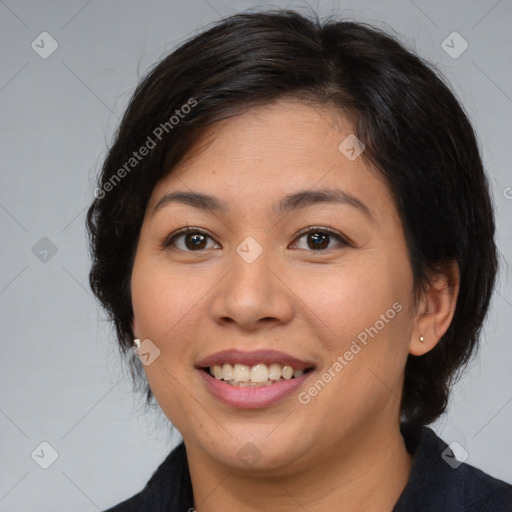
[86,9,498,427]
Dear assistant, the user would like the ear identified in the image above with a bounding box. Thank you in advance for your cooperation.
[409,260,460,356]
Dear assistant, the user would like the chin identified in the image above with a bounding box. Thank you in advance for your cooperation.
[192,424,315,473]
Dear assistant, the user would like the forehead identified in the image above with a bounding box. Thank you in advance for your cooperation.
[148,99,392,214]
[178,99,351,168]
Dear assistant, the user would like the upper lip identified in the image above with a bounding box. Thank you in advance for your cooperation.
[196,349,315,371]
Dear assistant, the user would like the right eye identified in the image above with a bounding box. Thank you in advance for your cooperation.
[162,227,220,252]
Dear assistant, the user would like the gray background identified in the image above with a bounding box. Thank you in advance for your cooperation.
[1,0,511,510]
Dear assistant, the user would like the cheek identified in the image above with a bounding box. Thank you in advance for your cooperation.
[131,253,198,340]
[297,259,404,344]
[130,257,199,418]
[131,266,172,338]
[300,298,410,430]
[298,256,412,409]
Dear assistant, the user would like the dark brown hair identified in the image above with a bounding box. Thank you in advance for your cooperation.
[86,8,498,426]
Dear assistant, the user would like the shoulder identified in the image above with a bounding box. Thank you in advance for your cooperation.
[101,442,193,512]
[394,424,512,511]
[103,491,145,512]
[455,460,512,511]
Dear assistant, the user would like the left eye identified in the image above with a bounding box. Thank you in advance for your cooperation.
[163,227,349,252]
[290,227,349,251]
[163,228,218,251]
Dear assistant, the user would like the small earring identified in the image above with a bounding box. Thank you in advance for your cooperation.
[134,338,141,349]
[419,335,426,344]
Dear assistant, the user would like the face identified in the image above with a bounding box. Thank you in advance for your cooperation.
[131,99,418,474]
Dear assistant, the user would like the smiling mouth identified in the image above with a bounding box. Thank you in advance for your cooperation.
[201,363,314,387]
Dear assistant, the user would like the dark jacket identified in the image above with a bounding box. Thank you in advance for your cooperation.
[104,424,512,511]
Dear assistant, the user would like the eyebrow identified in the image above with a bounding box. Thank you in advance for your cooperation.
[152,188,373,220]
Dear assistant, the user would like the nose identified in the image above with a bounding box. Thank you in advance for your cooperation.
[209,244,295,332]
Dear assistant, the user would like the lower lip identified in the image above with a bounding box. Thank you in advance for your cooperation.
[198,369,313,409]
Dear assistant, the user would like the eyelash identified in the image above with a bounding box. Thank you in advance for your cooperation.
[162,226,351,252]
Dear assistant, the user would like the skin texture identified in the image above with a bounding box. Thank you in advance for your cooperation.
[131,99,459,511]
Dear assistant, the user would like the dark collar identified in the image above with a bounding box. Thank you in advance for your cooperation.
[125,424,511,511]
[393,423,512,511]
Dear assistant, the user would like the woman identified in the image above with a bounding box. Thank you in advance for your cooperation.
[87,9,512,512]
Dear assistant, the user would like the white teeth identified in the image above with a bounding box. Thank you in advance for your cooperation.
[268,363,282,381]
[250,364,269,383]
[212,365,223,379]
[222,363,234,381]
[281,365,293,380]
[233,364,250,382]
[208,362,309,385]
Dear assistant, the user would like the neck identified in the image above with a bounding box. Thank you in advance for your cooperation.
[186,421,413,512]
